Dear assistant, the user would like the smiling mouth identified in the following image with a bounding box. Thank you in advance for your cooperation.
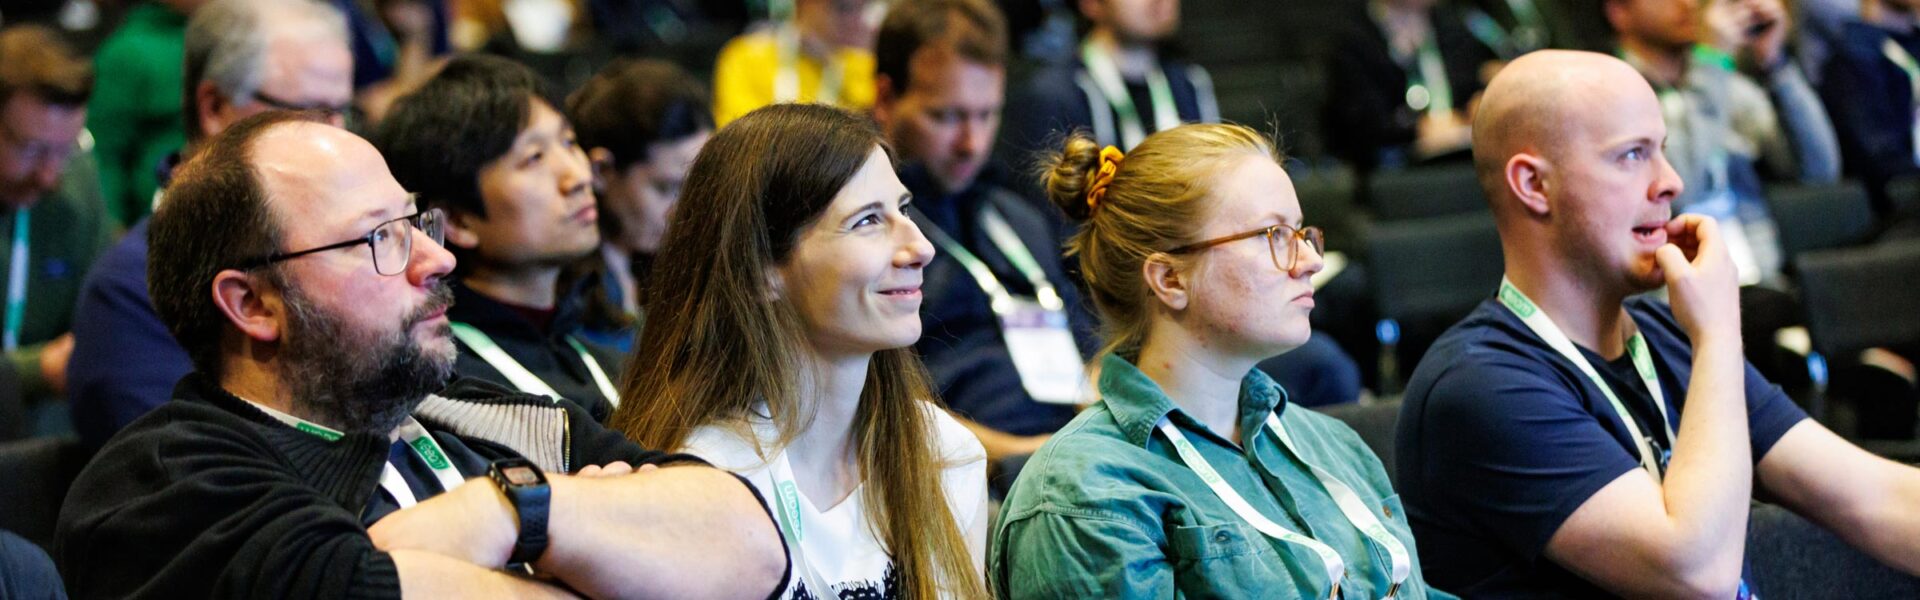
[878,287,921,297]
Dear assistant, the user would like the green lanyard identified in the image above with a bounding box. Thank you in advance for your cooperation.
[1081,40,1179,149]
[1405,38,1454,116]
[250,400,466,507]
[1497,278,1675,481]
[765,446,836,596]
[5,208,28,352]
[1881,37,1920,165]
[913,206,1064,313]
[449,322,620,409]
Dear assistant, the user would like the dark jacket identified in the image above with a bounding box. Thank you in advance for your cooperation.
[904,165,1098,436]
[54,374,684,599]
[999,49,1218,166]
[1322,4,1496,171]
[69,219,196,449]
[1822,20,1920,190]
[448,280,625,422]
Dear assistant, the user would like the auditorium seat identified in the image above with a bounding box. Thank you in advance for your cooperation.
[0,436,91,550]
[1765,180,1876,261]
[1364,165,1487,222]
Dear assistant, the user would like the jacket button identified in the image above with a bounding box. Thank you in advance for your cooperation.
[1383,504,1394,518]
[1213,530,1233,543]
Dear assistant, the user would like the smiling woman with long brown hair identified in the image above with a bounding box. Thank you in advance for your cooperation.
[607,103,987,599]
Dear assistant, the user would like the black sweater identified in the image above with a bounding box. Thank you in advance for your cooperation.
[54,374,691,599]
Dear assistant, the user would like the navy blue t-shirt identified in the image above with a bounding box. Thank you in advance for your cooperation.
[1396,296,1808,598]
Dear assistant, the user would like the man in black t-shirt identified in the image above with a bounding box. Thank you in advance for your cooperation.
[56,111,786,599]
[1397,50,1920,598]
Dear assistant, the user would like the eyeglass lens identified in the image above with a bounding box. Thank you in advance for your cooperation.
[1267,226,1327,271]
[371,210,445,276]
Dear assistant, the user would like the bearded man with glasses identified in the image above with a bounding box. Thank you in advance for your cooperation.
[55,110,788,600]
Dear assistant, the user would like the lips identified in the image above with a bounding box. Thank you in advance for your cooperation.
[572,204,599,224]
[1632,219,1668,246]
[878,285,921,297]
[1292,290,1315,308]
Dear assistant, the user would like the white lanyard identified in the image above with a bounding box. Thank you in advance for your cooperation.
[766,449,839,598]
[1156,412,1411,599]
[250,402,466,508]
[775,24,843,105]
[1080,41,1179,149]
[4,209,27,351]
[450,322,619,409]
[1880,37,1920,165]
[1497,278,1675,481]
[914,206,1064,313]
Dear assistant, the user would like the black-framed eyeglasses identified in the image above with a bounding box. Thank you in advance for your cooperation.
[237,207,446,276]
[251,91,354,120]
[1165,223,1325,272]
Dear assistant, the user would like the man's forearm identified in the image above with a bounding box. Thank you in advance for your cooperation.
[391,549,575,599]
[537,466,786,600]
[1660,337,1753,574]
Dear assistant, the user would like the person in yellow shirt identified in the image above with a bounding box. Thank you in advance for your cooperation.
[712,0,878,125]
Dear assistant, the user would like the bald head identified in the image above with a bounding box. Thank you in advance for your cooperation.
[1473,50,1659,212]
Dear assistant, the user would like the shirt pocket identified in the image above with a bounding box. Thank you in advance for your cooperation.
[1166,523,1302,600]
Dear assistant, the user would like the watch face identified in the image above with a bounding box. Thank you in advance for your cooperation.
[504,466,542,486]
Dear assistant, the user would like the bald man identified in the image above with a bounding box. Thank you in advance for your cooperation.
[1395,50,1920,598]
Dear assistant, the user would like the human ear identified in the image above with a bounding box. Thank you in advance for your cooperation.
[442,210,483,251]
[1141,253,1190,311]
[211,269,283,343]
[1507,153,1552,217]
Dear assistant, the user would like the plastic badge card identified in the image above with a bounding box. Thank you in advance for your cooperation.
[1000,299,1091,405]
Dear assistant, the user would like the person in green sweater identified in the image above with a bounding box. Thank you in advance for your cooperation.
[0,25,115,437]
[87,0,207,227]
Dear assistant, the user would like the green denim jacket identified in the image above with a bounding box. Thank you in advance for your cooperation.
[990,354,1456,599]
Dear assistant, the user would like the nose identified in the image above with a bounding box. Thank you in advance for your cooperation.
[956,116,989,158]
[895,215,935,269]
[405,225,457,287]
[1289,234,1325,280]
[559,145,593,198]
[1652,152,1683,205]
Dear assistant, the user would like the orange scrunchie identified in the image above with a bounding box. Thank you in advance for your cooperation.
[1086,145,1126,212]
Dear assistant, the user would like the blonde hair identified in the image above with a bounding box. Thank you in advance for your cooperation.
[1040,123,1281,360]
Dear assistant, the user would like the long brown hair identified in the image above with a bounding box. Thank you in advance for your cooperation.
[1040,124,1280,361]
[609,103,984,599]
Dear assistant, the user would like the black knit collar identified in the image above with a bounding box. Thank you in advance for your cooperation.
[171,373,391,514]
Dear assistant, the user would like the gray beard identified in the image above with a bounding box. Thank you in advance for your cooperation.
[276,278,456,435]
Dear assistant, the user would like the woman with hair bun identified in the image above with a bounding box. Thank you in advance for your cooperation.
[990,124,1453,599]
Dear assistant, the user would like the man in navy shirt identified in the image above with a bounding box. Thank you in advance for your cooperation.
[1397,50,1920,597]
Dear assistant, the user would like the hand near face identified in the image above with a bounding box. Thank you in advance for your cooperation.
[1702,0,1788,65]
[1654,215,1742,344]
[1745,0,1790,68]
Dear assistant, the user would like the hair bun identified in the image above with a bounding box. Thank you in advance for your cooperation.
[1040,133,1105,222]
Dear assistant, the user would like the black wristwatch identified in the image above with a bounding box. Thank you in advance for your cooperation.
[488,457,551,569]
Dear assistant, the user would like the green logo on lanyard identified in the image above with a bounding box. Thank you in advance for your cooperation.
[410,435,451,469]
[1499,282,1538,318]
[777,480,803,541]
[296,422,343,441]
